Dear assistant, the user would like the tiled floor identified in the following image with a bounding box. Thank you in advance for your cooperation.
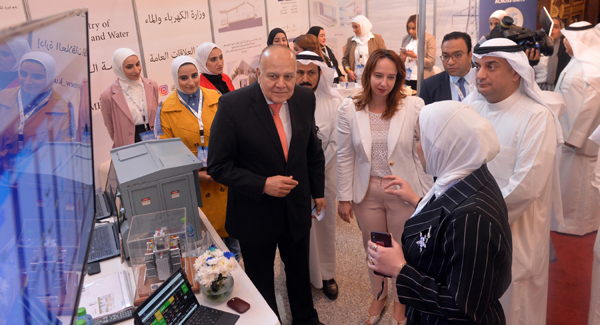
[274,216,400,325]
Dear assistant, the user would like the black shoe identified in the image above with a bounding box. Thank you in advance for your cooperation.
[322,279,338,300]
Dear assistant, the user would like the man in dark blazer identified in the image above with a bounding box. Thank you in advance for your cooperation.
[208,45,325,325]
[419,32,475,105]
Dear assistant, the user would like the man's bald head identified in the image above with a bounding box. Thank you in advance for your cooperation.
[258,45,296,70]
[257,45,297,103]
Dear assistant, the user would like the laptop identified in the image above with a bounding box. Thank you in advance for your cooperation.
[95,161,119,221]
[95,191,111,220]
[88,222,121,263]
[134,268,240,325]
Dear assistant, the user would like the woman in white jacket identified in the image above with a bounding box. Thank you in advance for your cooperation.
[337,49,432,325]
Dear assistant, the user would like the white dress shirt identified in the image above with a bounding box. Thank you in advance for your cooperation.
[119,80,147,125]
[264,95,292,149]
[449,68,476,101]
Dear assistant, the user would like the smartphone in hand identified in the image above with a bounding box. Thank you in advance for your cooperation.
[371,231,392,277]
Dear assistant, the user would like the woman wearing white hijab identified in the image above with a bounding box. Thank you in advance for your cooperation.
[195,42,235,94]
[342,15,386,82]
[489,10,508,30]
[155,56,240,258]
[100,48,159,148]
[367,101,512,325]
[0,51,72,173]
[0,36,30,91]
[400,14,436,89]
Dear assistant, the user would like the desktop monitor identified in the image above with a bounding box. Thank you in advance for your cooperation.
[0,9,94,325]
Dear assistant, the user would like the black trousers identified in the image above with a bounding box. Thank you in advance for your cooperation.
[239,220,318,325]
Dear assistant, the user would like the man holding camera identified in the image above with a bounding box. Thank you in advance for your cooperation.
[464,38,563,325]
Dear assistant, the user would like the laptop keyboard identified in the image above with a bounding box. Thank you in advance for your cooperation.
[187,305,224,325]
[95,196,102,213]
[89,225,114,262]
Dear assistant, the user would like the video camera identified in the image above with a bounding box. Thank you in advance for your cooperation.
[479,7,555,57]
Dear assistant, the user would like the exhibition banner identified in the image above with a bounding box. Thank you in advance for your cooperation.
[135,0,213,100]
[28,0,141,186]
[0,0,26,29]
[308,0,366,74]
[479,0,538,38]
[210,0,268,89]
[266,0,310,40]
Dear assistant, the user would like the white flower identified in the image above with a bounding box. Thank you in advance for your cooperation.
[194,247,238,287]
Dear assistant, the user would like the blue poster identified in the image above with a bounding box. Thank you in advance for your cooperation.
[478,0,538,39]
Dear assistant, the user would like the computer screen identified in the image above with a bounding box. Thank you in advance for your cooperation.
[0,9,94,325]
[135,269,198,325]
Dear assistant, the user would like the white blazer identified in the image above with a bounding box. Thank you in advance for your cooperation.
[337,96,433,203]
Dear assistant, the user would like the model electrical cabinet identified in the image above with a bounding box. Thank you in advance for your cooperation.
[110,138,204,259]
[127,208,200,305]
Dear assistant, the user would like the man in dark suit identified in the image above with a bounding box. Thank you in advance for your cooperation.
[419,32,474,105]
[208,45,326,325]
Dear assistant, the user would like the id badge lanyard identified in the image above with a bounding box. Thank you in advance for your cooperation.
[451,79,471,102]
[177,91,207,165]
[17,89,52,149]
[123,86,148,130]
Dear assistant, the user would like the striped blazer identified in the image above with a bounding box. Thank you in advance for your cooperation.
[397,164,512,325]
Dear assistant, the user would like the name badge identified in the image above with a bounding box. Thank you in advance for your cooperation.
[355,64,365,79]
[197,147,208,167]
[140,130,156,141]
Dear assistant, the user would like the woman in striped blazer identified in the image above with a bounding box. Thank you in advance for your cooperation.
[367,101,513,325]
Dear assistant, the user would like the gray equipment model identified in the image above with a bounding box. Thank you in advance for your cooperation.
[110,139,203,260]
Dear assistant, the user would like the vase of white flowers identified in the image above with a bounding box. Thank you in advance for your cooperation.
[194,245,237,302]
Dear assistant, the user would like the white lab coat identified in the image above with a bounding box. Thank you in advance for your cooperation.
[337,96,432,203]
[309,90,341,288]
[471,89,557,325]
[553,58,600,235]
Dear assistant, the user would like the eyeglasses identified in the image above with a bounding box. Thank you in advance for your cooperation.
[440,52,465,62]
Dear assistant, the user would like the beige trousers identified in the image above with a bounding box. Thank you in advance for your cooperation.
[353,176,415,301]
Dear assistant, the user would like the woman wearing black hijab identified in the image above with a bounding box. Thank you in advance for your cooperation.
[307,26,345,83]
[267,28,288,47]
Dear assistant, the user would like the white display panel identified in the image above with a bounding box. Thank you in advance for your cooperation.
[135,0,212,100]
[369,0,475,69]
[0,0,26,29]
[210,0,268,89]
[308,0,366,73]
[266,0,310,40]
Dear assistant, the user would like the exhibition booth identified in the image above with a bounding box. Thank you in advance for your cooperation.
[1,0,594,324]
[0,8,281,325]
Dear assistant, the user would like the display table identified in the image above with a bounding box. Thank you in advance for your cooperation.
[63,208,280,325]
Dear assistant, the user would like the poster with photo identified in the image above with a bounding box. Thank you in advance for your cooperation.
[210,0,268,89]
[135,0,212,100]
[266,0,310,40]
[0,0,26,29]
[309,0,365,75]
